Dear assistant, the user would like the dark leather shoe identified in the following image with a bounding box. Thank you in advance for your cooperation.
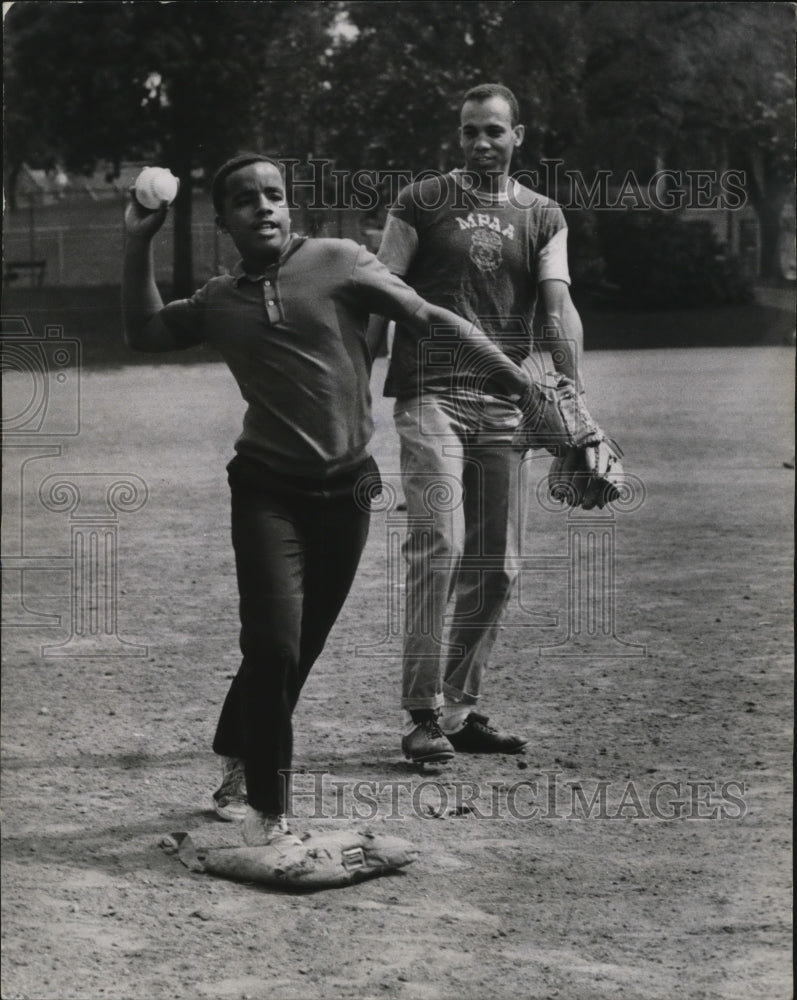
[402,718,455,764]
[447,713,528,754]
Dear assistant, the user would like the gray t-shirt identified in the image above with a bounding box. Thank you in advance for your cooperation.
[378,171,570,399]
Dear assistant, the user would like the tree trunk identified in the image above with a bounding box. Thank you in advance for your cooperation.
[5,160,22,212]
[742,148,790,283]
[756,198,786,282]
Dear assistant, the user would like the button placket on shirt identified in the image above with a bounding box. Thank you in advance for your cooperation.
[262,274,283,325]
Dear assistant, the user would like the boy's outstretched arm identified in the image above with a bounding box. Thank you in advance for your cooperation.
[122,199,186,352]
[359,252,530,399]
[408,301,531,399]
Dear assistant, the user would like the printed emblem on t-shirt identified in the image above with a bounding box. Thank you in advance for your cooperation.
[470,227,503,273]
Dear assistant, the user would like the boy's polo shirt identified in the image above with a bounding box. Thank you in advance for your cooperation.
[159,235,424,478]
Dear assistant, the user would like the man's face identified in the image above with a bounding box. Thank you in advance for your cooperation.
[459,96,524,180]
[216,161,291,267]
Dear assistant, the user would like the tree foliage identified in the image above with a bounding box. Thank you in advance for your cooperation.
[4,1,794,285]
[577,1,795,277]
[676,2,795,278]
[320,0,587,175]
[4,0,338,293]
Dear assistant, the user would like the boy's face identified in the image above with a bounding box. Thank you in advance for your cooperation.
[216,162,291,267]
[459,96,524,179]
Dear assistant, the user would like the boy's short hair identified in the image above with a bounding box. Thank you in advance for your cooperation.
[211,152,283,214]
[461,84,520,127]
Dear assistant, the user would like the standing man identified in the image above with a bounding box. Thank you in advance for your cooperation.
[369,84,585,765]
[122,152,531,844]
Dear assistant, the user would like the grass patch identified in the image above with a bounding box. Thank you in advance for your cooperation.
[572,288,794,350]
[1,283,793,371]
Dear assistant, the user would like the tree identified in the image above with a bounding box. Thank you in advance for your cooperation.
[579,1,796,279]
[325,1,793,278]
[321,0,587,177]
[4,1,338,294]
[5,1,792,286]
[680,3,795,280]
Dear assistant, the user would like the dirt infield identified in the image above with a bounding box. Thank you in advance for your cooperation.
[1,346,793,1000]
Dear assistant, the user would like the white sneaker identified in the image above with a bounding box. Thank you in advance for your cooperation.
[242,808,302,848]
[212,756,248,822]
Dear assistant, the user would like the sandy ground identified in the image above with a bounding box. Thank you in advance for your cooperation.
[1,346,793,1000]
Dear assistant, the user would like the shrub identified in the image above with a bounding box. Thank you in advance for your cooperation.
[564,208,607,290]
[596,210,755,307]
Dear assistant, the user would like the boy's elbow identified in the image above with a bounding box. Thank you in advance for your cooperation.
[122,315,169,352]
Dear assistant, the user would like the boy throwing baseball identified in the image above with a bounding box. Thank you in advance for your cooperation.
[122,152,531,846]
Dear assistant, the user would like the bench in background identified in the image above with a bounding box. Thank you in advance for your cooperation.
[4,260,47,286]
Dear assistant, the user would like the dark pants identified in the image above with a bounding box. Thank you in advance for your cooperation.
[213,455,375,814]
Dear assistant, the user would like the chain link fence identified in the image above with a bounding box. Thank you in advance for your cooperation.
[3,191,373,288]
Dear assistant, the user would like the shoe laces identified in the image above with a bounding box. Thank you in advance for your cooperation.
[468,712,496,734]
[421,717,447,740]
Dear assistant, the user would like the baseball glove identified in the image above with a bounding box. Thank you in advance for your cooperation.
[512,364,625,510]
[161,829,419,890]
[513,369,603,454]
[548,436,625,510]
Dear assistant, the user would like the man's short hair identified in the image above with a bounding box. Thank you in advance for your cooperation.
[211,152,282,214]
[461,84,520,127]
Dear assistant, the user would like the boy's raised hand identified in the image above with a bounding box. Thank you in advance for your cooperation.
[124,192,170,239]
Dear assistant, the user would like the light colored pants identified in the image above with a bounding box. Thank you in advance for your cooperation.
[394,393,525,710]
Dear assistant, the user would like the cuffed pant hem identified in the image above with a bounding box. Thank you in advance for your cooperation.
[401,695,445,711]
[443,681,479,705]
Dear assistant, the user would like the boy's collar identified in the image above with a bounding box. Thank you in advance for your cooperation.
[233,233,306,283]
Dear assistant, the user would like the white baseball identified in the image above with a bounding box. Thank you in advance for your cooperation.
[134,167,179,210]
